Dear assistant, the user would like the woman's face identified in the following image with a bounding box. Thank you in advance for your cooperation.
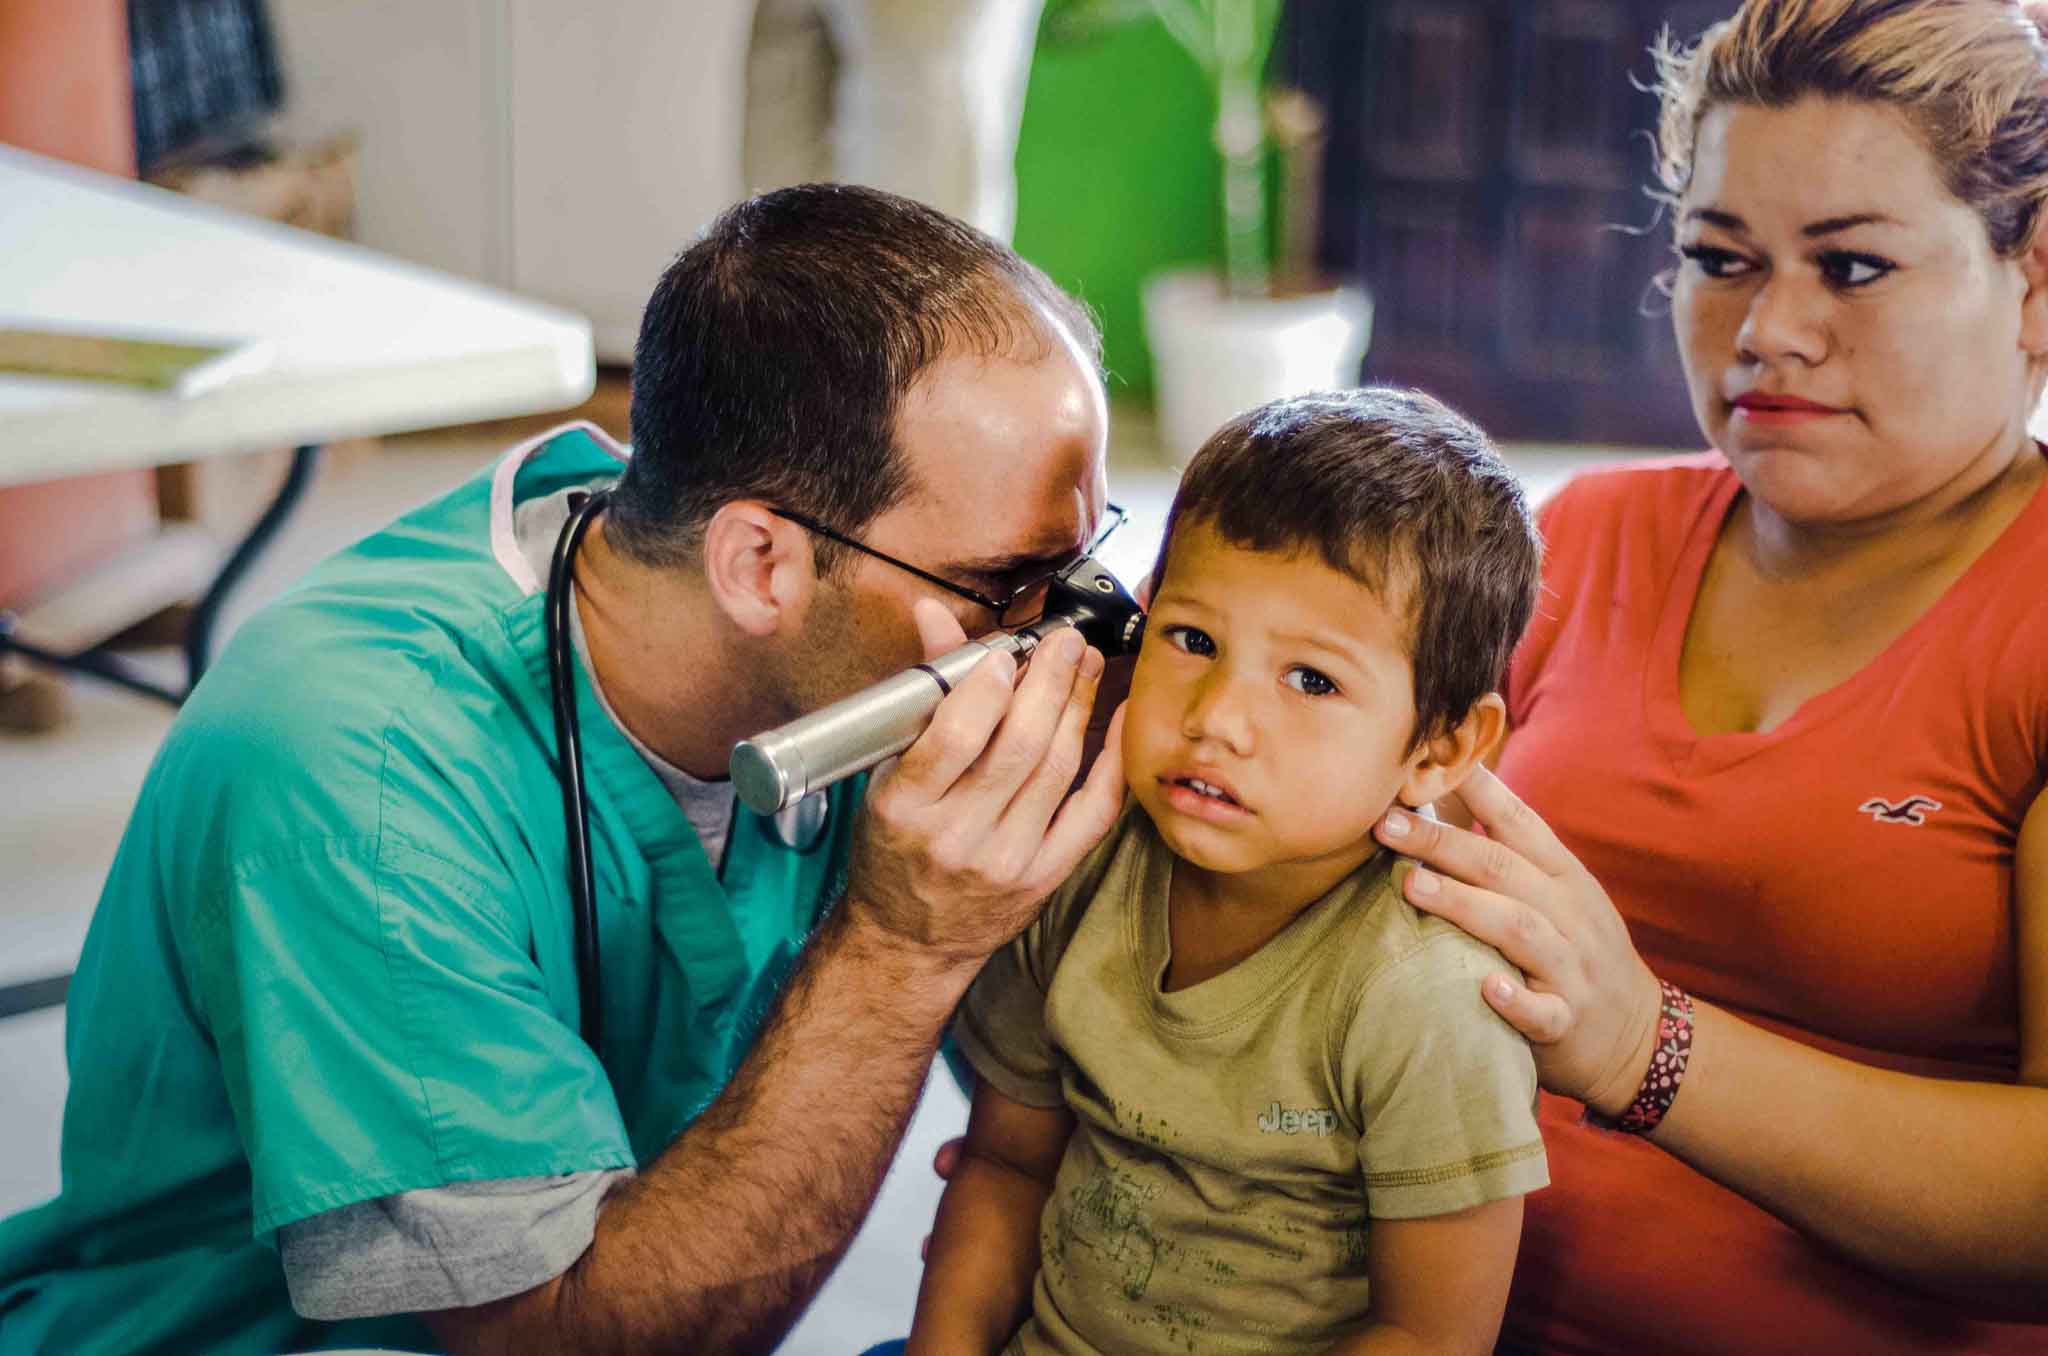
[1673,96,2044,527]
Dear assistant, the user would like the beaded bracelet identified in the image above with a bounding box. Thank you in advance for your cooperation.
[1585,980,1695,1135]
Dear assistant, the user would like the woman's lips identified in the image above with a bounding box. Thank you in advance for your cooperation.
[1730,393,1848,426]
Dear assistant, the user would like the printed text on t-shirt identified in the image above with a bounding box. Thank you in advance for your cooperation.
[1258,1102,1337,1135]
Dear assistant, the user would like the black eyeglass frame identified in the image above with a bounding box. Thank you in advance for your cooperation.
[770,502,1128,627]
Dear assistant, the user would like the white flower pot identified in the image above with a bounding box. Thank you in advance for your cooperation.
[1141,268,1373,467]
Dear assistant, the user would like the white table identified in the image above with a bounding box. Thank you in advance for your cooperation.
[0,144,594,485]
[0,143,596,699]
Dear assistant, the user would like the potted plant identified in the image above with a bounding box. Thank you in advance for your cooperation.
[1051,0,1371,464]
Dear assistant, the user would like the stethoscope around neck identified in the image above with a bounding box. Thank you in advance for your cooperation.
[546,488,829,1050]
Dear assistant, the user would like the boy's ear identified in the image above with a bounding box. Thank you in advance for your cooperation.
[1396,692,1506,809]
[701,500,821,637]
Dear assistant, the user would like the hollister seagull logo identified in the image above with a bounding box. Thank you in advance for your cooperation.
[1859,795,1942,826]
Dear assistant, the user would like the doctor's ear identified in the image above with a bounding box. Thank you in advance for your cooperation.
[1395,692,1506,810]
[700,502,820,637]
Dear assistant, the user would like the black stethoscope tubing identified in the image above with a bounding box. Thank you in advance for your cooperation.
[546,487,833,1051]
[548,489,610,1050]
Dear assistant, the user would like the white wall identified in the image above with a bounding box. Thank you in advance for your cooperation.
[267,0,755,360]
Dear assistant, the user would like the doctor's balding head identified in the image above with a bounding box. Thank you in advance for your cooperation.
[610,184,1102,574]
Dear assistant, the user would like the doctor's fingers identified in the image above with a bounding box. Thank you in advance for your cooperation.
[1024,703,1126,900]
[946,628,1095,816]
[890,644,1022,801]
[984,643,1108,875]
[913,596,970,662]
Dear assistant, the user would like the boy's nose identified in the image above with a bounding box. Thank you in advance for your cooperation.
[1180,673,1254,754]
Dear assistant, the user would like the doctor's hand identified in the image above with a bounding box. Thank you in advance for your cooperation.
[845,599,1126,973]
[1374,766,1664,1118]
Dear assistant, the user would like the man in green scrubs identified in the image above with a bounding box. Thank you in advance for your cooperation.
[0,184,1126,1353]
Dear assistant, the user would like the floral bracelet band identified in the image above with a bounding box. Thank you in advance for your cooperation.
[1585,979,1695,1135]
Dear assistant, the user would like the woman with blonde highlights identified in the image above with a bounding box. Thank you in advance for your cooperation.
[1373,1,2048,1349]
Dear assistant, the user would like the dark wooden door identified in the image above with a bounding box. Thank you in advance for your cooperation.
[1286,0,1737,446]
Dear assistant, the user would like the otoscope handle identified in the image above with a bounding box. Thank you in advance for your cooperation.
[729,625,1050,816]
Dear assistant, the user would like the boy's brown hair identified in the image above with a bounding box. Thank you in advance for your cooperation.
[1152,387,1541,750]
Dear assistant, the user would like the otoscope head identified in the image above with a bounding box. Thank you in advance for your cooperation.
[1025,554,1146,656]
[726,551,1147,816]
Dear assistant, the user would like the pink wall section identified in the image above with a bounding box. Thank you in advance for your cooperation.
[0,0,162,610]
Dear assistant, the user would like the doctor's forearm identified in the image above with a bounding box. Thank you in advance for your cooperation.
[429,905,978,1355]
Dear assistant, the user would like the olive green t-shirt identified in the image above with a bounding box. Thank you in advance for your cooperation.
[955,808,1547,1356]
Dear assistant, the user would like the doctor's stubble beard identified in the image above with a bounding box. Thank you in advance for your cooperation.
[773,574,935,728]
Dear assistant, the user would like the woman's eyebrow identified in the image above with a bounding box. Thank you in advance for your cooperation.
[1801,212,1897,237]
[1683,205,1899,237]
[1685,206,1746,231]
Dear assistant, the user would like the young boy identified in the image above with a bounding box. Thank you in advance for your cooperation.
[909,388,1548,1355]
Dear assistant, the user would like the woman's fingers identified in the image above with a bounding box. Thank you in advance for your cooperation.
[1437,766,1578,878]
[1386,779,1665,1107]
[1479,970,1575,1045]
[1377,804,1557,922]
[1401,863,1573,987]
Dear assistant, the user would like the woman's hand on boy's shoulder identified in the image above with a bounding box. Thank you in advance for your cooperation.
[1374,766,1663,1118]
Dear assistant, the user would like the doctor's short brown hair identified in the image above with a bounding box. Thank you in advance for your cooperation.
[1152,387,1541,752]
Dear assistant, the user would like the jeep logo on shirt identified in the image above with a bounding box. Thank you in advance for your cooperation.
[1257,1102,1337,1136]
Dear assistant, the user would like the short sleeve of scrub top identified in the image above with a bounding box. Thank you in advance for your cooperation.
[183,710,636,1243]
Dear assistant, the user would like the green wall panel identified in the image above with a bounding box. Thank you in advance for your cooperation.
[1012,18,1223,402]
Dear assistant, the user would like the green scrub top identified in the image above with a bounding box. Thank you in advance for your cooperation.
[0,427,863,1354]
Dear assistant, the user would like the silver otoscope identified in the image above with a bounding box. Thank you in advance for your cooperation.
[730,554,1146,816]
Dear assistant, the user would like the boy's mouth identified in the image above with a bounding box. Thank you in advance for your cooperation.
[1164,773,1243,809]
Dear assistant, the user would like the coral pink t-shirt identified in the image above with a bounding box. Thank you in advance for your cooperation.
[1497,452,2048,1354]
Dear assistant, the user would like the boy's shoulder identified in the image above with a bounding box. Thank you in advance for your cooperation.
[1336,854,1519,1006]
[1328,854,1540,1134]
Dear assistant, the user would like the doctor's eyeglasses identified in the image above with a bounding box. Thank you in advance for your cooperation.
[770,502,1127,629]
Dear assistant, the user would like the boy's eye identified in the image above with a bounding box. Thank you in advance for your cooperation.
[1284,666,1337,697]
[1817,250,1894,289]
[1677,242,1751,279]
[1161,623,1215,657]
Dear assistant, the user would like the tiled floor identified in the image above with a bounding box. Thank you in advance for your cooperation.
[0,386,1627,1351]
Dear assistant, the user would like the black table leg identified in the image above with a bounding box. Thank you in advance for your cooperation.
[181,443,321,688]
[0,443,323,706]
[0,973,69,1019]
